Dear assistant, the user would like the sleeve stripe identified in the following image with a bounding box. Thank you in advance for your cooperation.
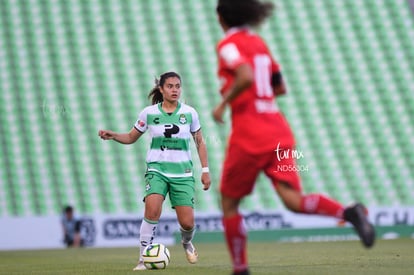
[134,126,144,133]
[191,127,201,134]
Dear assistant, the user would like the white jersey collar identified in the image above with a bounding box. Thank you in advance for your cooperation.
[225,26,252,38]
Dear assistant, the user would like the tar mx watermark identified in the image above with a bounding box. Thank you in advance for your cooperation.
[274,142,309,172]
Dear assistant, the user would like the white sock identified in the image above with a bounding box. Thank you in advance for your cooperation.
[180,227,195,244]
[139,218,158,260]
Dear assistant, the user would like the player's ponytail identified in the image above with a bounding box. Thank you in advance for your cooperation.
[148,79,163,105]
[148,72,181,105]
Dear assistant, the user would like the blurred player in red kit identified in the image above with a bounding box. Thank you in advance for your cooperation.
[212,0,375,274]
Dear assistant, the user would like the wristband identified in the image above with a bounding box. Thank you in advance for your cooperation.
[201,167,209,173]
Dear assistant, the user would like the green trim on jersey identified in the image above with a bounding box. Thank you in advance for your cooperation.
[147,113,193,126]
[158,102,181,116]
[147,161,193,175]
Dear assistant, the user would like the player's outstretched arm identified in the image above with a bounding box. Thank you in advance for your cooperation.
[98,128,142,144]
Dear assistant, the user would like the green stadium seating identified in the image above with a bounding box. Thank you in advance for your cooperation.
[0,0,413,216]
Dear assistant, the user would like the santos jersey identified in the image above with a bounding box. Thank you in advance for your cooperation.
[134,102,201,178]
[217,27,295,154]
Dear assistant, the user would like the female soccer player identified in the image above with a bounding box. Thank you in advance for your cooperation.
[99,72,211,270]
[212,1,375,274]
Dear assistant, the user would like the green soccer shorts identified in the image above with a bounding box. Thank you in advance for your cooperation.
[143,171,195,208]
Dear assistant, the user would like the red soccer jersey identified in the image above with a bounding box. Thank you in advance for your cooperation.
[217,27,295,154]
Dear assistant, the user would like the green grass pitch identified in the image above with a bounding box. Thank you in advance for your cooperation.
[1,239,413,275]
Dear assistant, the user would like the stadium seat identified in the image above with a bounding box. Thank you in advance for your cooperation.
[0,0,413,216]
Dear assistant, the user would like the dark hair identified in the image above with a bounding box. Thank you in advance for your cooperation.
[216,0,274,28]
[148,71,182,104]
[64,205,73,213]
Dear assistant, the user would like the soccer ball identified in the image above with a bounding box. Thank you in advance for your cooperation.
[142,243,171,269]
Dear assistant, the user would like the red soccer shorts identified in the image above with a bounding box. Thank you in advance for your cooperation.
[220,143,302,199]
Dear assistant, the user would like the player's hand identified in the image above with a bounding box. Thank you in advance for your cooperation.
[201,172,211,191]
[98,130,116,140]
[212,101,226,123]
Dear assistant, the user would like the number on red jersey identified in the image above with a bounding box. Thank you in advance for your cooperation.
[254,54,273,98]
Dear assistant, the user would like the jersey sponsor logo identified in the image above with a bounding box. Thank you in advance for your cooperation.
[163,124,180,138]
[160,139,183,151]
[153,117,160,124]
[160,145,182,151]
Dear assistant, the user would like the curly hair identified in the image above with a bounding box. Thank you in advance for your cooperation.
[216,0,274,27]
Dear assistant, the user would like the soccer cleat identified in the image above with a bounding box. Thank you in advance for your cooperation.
[344,203,376,248]
[132,260,146,271]
[182,241,198,264]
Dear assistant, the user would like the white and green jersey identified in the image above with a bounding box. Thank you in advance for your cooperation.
[134,102,201,178]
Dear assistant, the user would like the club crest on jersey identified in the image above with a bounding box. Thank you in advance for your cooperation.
[179,114,187,124]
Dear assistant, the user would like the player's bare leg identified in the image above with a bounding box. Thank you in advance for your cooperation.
[176,206,198,263]
[275,182,375,248]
